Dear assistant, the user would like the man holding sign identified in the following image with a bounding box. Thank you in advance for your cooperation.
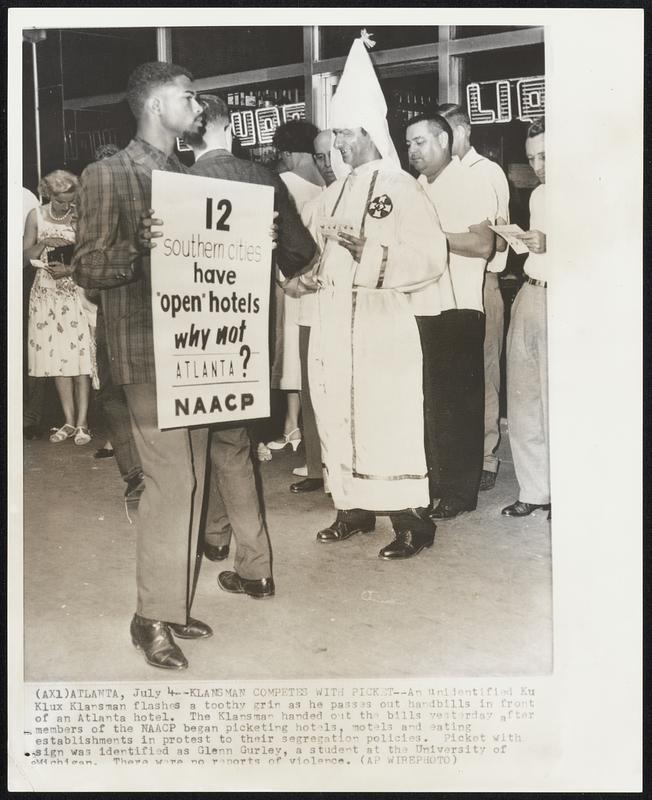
[74,62,213,671]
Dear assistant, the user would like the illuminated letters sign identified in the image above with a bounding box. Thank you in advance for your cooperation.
[466,77,545,124]
[230,109,256,146]
[230,102,306,147]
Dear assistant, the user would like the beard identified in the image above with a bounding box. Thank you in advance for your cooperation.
[182,116,207,147]
[182,127,205,148]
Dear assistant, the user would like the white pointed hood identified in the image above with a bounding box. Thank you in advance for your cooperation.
[329,30,400,169]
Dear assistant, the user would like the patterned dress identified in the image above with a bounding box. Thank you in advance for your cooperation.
[27,205,95,381]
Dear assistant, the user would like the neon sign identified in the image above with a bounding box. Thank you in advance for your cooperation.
[230,102,306,147]
[466,76,545,124]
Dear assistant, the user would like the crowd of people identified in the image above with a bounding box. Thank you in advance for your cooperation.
[23,32,548,671]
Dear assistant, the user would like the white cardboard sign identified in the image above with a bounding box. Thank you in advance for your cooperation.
[150,170,273,429]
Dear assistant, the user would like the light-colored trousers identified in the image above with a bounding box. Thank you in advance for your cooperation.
[124,382,208,624]
[506,282,550,504]
[483,272,505,473]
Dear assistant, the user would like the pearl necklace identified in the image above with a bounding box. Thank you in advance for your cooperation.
[48,204,72,221]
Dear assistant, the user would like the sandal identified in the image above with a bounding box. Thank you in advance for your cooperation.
[267,428,302,452]
[49,424,76,443]
[74,426,92,446]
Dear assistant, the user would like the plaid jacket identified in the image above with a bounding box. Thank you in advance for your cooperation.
[74,138,186,385]
[190,148,316,277]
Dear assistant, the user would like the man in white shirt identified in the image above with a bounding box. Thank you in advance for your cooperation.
[439,104,510,492]
[405,113,496,520]
[502,118,550,518]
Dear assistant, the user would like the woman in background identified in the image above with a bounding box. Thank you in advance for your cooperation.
[23,169,96,445]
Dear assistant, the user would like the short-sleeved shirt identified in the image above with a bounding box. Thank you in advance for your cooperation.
[524,183,546,282]
[461,146,510,274]
[412,156,495,315]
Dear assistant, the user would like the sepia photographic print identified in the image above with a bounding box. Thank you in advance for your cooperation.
[8,6,642,793]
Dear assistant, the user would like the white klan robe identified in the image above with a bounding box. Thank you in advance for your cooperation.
[306,158,448,511]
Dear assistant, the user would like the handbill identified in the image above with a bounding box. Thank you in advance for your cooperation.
[150,171,273,429]
[489,223,530,255]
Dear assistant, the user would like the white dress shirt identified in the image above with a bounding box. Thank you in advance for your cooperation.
[524,184,547,282]
[410,156,495,315]
[461,146,510,274]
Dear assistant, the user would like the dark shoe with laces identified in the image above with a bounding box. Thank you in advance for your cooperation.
[479,470,497,491]
[290,478,324,493]
[94,447,115,460]
[168,617,213,639]
[130,614,188,670]
[218,571,275,598]
[501,500,551,517]
[204,543,230,561]
[316,509,376,542]
[430,498,475,520]
[125,472,146,499]
[378,527,435,560]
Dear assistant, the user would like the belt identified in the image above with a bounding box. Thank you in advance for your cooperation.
[526,277,547,288]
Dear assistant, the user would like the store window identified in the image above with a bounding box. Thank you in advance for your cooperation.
[460,43,545,273]
[380,68,438,171]
[196,76,305,166]
[460,43,544,174]
[454,26,534,39]
[319,26,437,59]
[61,28,157,99]
[171,27,303,78]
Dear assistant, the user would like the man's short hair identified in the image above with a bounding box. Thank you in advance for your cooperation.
[407,113,453,152]
[126,62,193,118]
[527,117,545,138]
[438,103,471,132]
[198,94,230,127]
[273,120,320,154]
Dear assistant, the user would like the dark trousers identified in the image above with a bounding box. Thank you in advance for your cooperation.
[124,382,209,624]
[95,310,142,483]
[204,424,272,580]
[416,310,485,508]
[299,325,322,479]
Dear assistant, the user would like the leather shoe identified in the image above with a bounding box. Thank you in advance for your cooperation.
[379,528,435,560]
[168,617,213,639]
[291,478,324,493]
[479,470,497,491]
[125,472,145,499]
[430,498,475,520]
[501,500,551,517]
[94,447,115,459]
[130,614,188,670]
[218,571,275,598]
[316,509,375,542]
[23,424,42,440]
[204,543,230,561]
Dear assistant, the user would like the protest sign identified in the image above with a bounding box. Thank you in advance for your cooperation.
[150,171,273,429]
